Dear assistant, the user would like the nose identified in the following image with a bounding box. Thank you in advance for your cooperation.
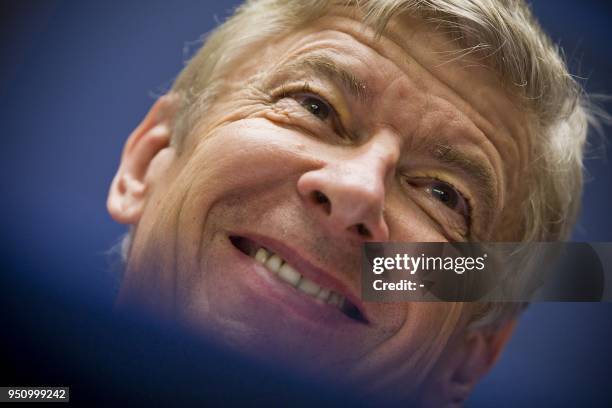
[297,135,399,242]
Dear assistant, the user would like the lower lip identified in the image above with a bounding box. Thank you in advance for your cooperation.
[226,236,364,329]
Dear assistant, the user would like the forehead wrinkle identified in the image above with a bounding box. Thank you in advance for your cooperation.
[375,18,506,118]
[376,20,521,167]
[271,51,372,104]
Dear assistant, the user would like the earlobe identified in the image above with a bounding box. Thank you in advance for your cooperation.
[107,93,180,225]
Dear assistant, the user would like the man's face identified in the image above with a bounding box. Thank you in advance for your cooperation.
[115,9,529,394]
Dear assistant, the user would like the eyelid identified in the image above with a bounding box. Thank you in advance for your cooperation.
[293,91,336,120]
[408,174,472,211]
[272,79,344,111]
[275,82,339,117]
[271,81,351,140]
[403,174,473,234]
[430,176,471,213]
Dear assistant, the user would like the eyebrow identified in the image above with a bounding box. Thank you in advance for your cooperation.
[273,53,371,103]
[430,144,497,212]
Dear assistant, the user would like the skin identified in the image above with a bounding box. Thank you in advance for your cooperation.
[108,10,528,405]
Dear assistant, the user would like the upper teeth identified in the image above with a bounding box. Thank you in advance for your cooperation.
[253,247,344,307]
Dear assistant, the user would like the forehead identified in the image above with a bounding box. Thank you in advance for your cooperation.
[245,11,529,153]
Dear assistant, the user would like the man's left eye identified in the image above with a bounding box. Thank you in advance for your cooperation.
[407,177,470,219]
[428,181,459,208]
[296,94,332,121]
[425,180,469,216]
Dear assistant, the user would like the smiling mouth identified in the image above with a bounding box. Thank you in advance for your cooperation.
[229,236,368,324]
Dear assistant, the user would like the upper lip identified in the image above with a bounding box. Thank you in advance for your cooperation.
[233,231,369,323]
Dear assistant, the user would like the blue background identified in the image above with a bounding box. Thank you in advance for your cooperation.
[1,1,611,405]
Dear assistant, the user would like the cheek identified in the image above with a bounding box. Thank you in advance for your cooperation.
[129,119,322,295]
[189,118,317,191]
[183,118,312,218]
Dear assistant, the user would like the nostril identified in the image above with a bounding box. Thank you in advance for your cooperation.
[312,190,331,214]
[356,223,371,238]
[314,190,329,204]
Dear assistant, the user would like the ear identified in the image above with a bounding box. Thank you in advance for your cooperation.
[445,319,516,403]
[107,93,180,224]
